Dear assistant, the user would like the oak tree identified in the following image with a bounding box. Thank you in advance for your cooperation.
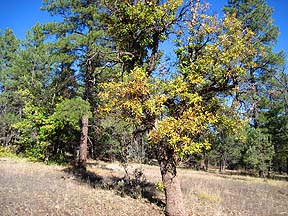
[99,1,263,214]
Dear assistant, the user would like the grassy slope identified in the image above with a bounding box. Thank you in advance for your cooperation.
[0,158,162,216]
[0,157,287,216]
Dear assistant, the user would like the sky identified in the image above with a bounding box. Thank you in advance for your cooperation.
[0,0,287,60]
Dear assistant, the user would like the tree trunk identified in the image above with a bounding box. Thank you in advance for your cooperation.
[286,156,288,175]
[158,149,186,216]
[219,153,227,173]
[79,114,89,170]
[219,158,226,173]
[204,157,209,171]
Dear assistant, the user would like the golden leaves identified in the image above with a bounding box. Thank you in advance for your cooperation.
[99,6,266,160]
[99,67,164,125]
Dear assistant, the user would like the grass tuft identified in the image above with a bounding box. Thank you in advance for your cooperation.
[197,191,221,203]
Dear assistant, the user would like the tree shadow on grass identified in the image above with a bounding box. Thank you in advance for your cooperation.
[62,166,165,209]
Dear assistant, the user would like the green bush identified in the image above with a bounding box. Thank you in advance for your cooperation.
[0,146,18,158]
[13,97,91,162]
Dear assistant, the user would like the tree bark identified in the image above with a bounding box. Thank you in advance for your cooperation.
[204,157,209,171]
[158,148,186,216]
[79,114,89,170]
[219,154,227,173]
[286,156,288,175]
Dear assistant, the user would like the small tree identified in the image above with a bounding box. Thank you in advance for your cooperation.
[13,96,91,162]
[209,114,245,172]
[242,127,274,177]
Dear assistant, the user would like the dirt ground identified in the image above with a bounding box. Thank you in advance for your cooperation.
[1,157,288,216]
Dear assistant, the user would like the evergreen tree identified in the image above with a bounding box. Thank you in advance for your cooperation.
[208,106,245,172]
[0,24,88,162]
[42,0,114,107]
[242,126,274,177]
[0,29,20,146]
[6,25,62,160]
[262,69,288,174]
[41,0,116,167]
[225,0,284,126]
[224,0,285,174]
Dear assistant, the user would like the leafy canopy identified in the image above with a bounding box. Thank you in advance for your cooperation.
[99,11,264,160]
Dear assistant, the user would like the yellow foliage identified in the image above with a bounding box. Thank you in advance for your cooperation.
[99,10,263,160]
[99,67,164,125]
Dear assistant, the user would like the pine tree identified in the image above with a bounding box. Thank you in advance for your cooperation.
[4,24,63,159]
[262,69,288,174]
[41,0,115,168]
[0,29,20,146]
[224,0,285,174]
[225,0,284,123]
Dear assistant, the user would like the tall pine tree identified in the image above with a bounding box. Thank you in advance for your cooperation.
[0,29,20,146]
[224,0,285,174]
[41,0,115,168]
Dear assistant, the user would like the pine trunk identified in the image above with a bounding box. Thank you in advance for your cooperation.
[219,155,227,173]
[204,157,209,171]
[159,149,186,216]
[286,156,288,175]
[79,114,88,170]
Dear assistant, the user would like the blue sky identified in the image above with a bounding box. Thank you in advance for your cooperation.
[0,0,287,59]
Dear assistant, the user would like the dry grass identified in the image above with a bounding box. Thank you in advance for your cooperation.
[178,169,288,216]
[1,157,287,216]
[0,157,163,216]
